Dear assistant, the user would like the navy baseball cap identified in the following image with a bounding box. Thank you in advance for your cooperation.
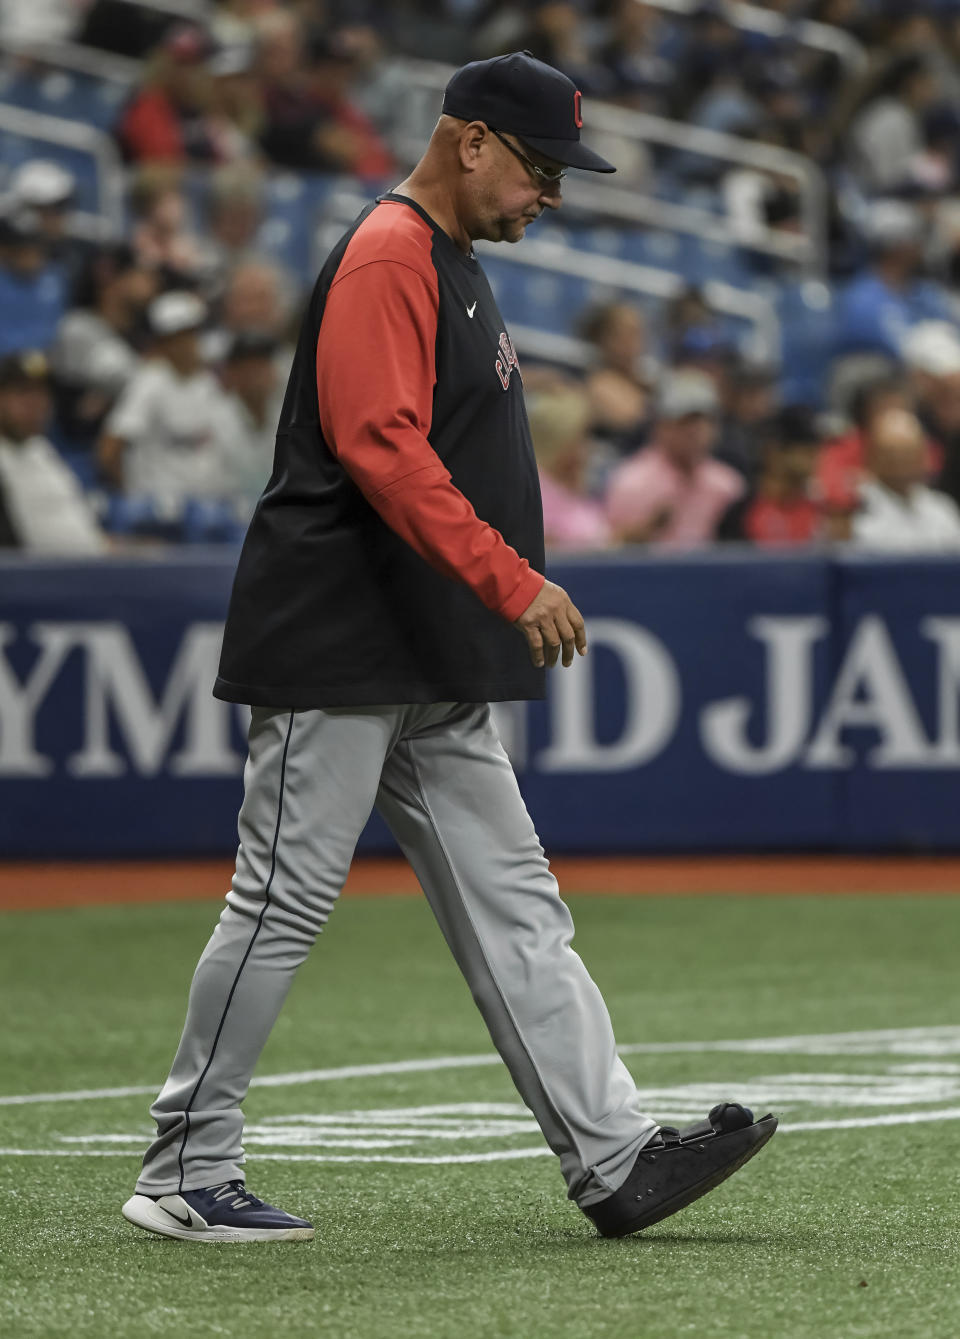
[442,50,616,174]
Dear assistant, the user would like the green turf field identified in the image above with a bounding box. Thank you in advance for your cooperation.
[1,891,959,1339]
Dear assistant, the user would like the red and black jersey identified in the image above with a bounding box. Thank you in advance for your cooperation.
[214,194,546,708]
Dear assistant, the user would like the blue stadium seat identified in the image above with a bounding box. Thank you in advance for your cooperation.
[101,494,181,541]
[0,68,128,132]
[181,498,246,545]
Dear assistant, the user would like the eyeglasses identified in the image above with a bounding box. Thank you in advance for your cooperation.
[488,127,566,184]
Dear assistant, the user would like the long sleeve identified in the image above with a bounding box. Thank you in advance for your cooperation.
[316,258,543,623]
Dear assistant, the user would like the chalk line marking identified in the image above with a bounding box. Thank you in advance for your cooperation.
[3,1026,960,1109]
[3,1101,960,1162]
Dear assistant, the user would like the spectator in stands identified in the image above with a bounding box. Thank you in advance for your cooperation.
[852,407,960,550]
[7,159,76,253]
[0,351,106,554]
[527,384,612,551]
[662,285,721,361]
[834,201,953,361]
[50,244,157,451]
[849,54,941,193]
[681,6,755,134]
[816,375,911,516]
[816,368,939,516]
[522,2,614,98]
[600,0,673,114]
[723,406,824,547]
[216,332,283,517]
[904,321,960,510]
[299,30,394,181]
[605,369,744,546]
[335,22,427,160]
[98,291,238,517]
[210,0,261,52]
[117,24,226,165]
[0,205,67,357]
[208,40,264,161]
[198,163,268,300]
[744,54,813,157]
[203,256,296,364]
[256,17,393,179]
[711,362,780,484]
[129,167,208,287]
[579,300,652,454]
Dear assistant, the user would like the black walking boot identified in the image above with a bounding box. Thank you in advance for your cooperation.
[584,1102,778,1238]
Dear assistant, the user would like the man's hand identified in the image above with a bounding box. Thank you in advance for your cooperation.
[513,579,587,668]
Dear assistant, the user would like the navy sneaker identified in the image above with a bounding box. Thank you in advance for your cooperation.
[122,1180,314,1242]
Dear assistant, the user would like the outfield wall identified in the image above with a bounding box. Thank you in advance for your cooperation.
[1,551,959,856]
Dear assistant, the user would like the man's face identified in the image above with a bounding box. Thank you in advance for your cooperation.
[468,127,564,244]
[112,266,158,324]
[867,411,928,493]
[34,205,67,243]
[225,267,281,332]
[0,383,52,441]
[658,412,716,468]
[2,239,47,278]
[158,329,201,375]
[778,442,819,489]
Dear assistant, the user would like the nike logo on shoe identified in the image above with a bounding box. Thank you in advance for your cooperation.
[158,1200,195,1228]
[161,1205,194,1226]
[466,301,477,318]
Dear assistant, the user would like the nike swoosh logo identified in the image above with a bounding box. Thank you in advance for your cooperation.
[466,301,477,318]
[161,1203,194,1228]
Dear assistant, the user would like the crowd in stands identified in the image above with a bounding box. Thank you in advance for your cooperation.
[3,0,960,555]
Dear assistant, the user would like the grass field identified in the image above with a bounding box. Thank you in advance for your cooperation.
[2,887,959,1338]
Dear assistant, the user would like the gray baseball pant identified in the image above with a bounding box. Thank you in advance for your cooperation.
[136,702,657,1208]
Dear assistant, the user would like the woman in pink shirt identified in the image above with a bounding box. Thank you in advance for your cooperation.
[527,385,613,550]
[606,369,744,546]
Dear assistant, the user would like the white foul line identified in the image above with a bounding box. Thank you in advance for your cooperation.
[2,1103,960,1163]
[2,1025,959,1109]
[0,1054,502,1107]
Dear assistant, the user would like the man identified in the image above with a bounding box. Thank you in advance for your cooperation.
[0,204,67,358]
[6,159,91,286]
[50,243,157,452]
[0,350,106,554]
[833,202,952,363]
[606,368,745,545]
[121,52,776,1246]
[853,407,960,551]
[723,406,823,547]
[903,321,960,511]
[98,290,238,518]
[215,332,285,517]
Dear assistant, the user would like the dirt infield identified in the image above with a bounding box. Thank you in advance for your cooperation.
[0,855,958,911]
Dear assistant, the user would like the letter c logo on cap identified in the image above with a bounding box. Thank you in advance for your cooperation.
[574,90,583,129]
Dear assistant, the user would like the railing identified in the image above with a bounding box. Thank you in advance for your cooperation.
[492,322,591,370]
[393,58,828,277]
[0,37,141,84]
[480,236,781,364]
[641,0,867,75]
[0,102,124,235]
[318,187,781,363]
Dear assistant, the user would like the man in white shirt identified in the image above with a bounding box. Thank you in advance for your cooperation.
[99,291,240,519]
[0,350,106,554]
[853,406,960,551]
[215,332,284,518]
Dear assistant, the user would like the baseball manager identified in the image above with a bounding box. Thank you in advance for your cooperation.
[122,51,776,1244]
